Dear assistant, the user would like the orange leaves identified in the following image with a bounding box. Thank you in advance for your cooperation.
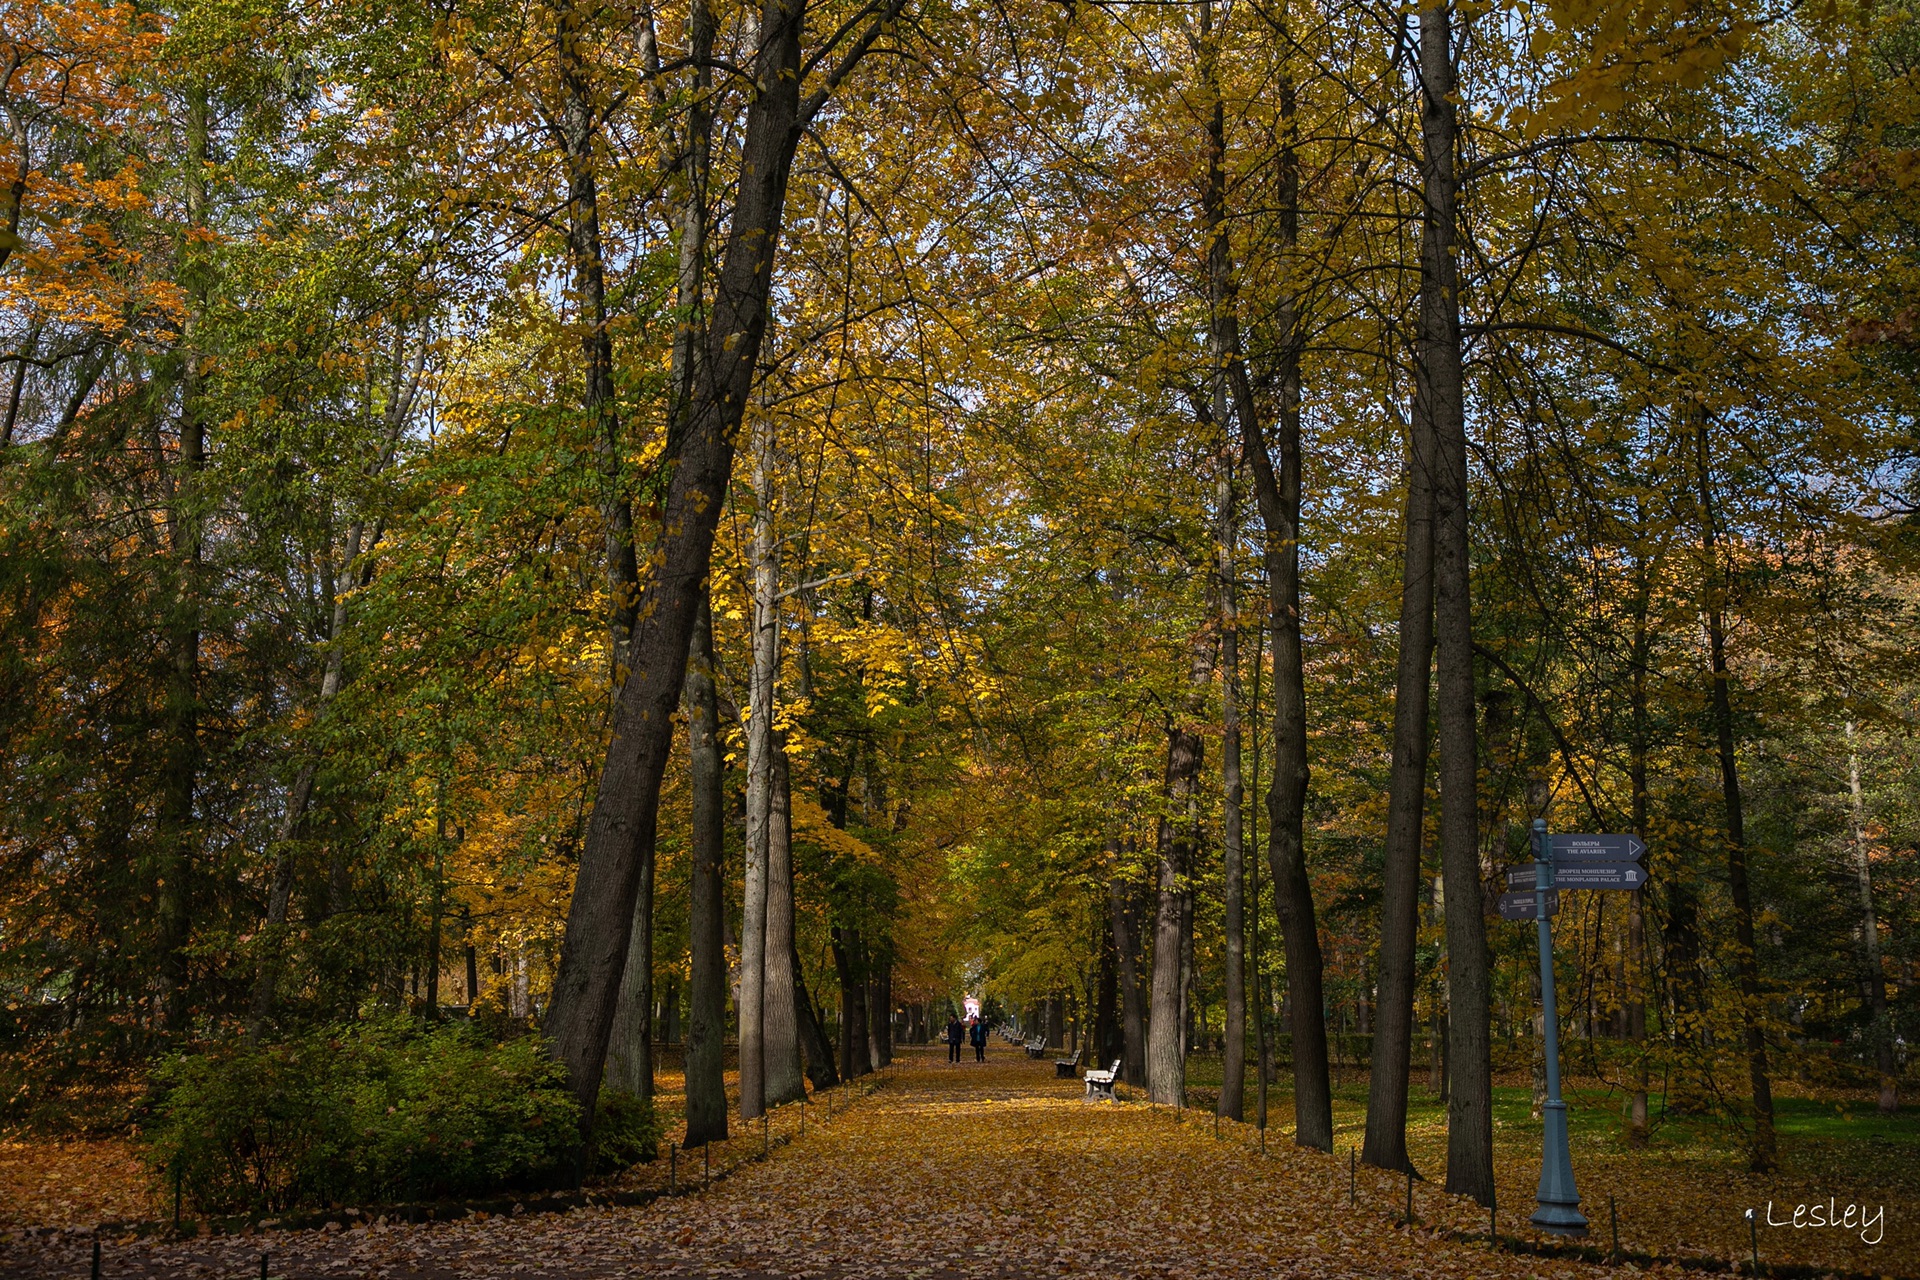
[1,0,178,345]
[5,1052,1918,1277]
[0,1136,156,1231]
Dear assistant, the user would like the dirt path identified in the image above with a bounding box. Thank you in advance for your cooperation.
[0,1048,1798,1279]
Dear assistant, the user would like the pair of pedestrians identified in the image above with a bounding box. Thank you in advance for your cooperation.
[945,1014,986,1062]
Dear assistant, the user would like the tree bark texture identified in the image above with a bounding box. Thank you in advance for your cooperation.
[1147,727,1202,1105]
[683,597,728,1146]
[1695,418,1776,1171]
[762,747,806,1104]
[540,0,831,1140]
[1209,52,1332,1152]
[1217,452,1246,1122]
[1418,0,1494,1205]
[605,853,654,1099]
[1363,400,1436,1174]
[1110,850,1148,1088]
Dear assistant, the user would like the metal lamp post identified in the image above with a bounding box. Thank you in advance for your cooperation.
[1530,818,1588,1236]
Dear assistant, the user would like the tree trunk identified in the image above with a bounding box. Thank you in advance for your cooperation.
[683,598,729,1146]
[872,962,893,1067]
[1696,419,1776,1170]
[793,932,839,1089]
[1417,0,1494,1207]
[1148,727,1202,1105]
[1218,452,1246,1122]
[540,0,905,1139]
[738,404,782,1121]
[559,8,638,686]
[1209,49,1331,1152]
[606,856,654,1099]
[762,747,806,1104]
[1096,912,1119,1068]
[833,928,870,1078]
[1363,397,1436,1174]
[1110,844,1148,1088]
[1847,721,1897,1113]
[1627,579,1652,1144]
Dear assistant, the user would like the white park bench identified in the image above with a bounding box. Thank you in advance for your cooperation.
[1024,1037,1046,1058]
[1083,1057,1123,1100]
[1053,1048,1082,1079]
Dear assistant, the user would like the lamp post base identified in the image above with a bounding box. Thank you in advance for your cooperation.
[1530,1202,1590,1237]
[1533,1099,1588,1236]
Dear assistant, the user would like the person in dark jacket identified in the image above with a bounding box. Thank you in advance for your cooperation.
[946,1014,964,1064]
[969,1016,987,1062]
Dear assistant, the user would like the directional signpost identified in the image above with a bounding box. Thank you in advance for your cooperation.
[1525,820,1587,1236]
[1507,823,1653,1238]
[1551,833,1645,863]
[1496,888,1559,921]
[1507,863,1647,891]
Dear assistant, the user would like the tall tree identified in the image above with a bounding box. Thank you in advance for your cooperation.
[1417,0,1494,1204]
[1362,396,1436,1174]
[540,0,908,1135]
[682,594,729,1146]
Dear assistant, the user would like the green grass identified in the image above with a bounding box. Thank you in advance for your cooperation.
[1182,1051,1920,1161]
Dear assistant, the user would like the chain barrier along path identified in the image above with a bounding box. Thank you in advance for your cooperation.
[3,1047,1727,1280]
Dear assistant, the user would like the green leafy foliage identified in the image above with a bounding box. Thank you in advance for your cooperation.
[141,1018,578,1214]
[589,1089,661,1173]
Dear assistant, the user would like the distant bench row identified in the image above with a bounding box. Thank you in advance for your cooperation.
[999,1027,1121,1099]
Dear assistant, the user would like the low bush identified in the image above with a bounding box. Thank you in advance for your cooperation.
[591,1088,662,1173]
[143,1017,579,1215]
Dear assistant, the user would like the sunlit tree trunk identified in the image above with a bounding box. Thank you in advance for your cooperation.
[1148,724,1203,1105]
[739,401,781,1121]
[543,0,875,1136]
[763,747,806,1103]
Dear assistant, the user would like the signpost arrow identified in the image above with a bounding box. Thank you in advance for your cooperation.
[1550,833,1646,863]
[1497,889,1559,921]
[1508,862,1648,891]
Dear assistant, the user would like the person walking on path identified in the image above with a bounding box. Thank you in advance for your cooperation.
[969,1016,986,1062]
[946,1014,964,1064]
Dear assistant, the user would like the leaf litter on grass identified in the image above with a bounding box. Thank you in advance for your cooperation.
[2,1048,1911,1279]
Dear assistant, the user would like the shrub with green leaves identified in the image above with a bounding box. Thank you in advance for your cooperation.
[591,1088,661,1173]
[143,1018,579,1214]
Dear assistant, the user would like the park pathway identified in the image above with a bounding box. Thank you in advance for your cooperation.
[3,1047,1649,1280]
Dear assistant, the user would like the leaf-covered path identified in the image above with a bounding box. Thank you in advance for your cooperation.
[4,1049,1720,1280]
